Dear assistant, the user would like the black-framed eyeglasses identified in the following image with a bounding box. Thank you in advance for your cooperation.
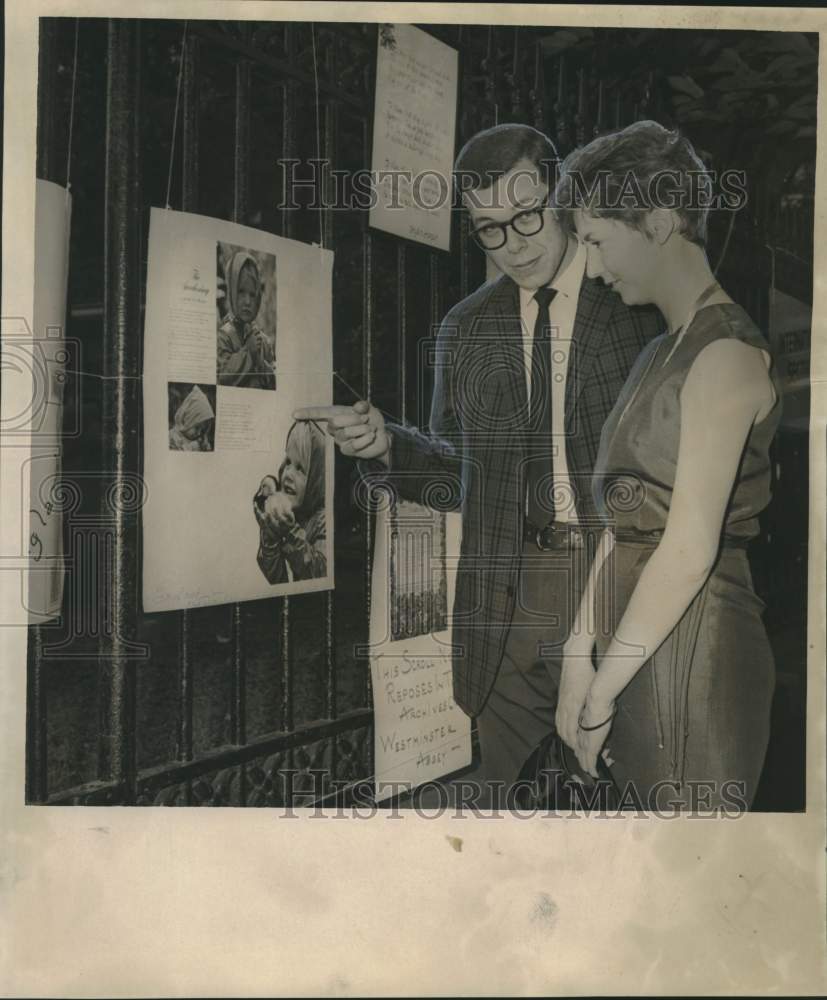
[469,200,550,251]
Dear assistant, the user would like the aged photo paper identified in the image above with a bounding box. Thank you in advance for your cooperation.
[370,504,471,798]
[370,22,459,249]
[142,208,334,609]
[1,2,825,996]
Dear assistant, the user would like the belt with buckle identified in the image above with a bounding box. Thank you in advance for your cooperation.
[525,518,587,551]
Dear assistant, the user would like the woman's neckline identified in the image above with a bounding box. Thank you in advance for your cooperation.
[663,300,741,339]
[656,301,744,370]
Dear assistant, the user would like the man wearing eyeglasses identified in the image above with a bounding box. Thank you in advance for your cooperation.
[296,124,661,808]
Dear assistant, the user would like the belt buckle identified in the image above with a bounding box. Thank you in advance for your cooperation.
[536,523,584,551]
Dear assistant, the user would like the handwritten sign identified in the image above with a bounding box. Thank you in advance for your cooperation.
[370,24,458,251]
[369,502,471,801]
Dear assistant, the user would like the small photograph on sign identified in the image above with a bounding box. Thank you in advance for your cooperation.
[390,501,448,641]
[216,242,278,391]
[167,382,217,452]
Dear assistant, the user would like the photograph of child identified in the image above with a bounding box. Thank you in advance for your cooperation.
[216,243,277,390]
[167,383,216,452]
[253,420,327,583]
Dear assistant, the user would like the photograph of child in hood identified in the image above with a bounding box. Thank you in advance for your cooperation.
[216,245,277,391]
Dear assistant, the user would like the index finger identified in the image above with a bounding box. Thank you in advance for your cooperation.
[293,405,358,421]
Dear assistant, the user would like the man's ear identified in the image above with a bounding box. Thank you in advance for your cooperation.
[647,208,677,245]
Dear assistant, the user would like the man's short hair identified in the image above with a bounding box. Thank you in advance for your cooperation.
[553,119,711,246]
[454,123,559,194]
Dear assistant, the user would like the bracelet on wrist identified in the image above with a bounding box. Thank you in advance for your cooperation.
[563,643,595,659]
[578,705,616,732]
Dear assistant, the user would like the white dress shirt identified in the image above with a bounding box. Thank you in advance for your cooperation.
[518,239,586,525]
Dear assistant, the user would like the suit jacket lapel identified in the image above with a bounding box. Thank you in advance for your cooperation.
[472,276,527,439]
[565,276,615,419]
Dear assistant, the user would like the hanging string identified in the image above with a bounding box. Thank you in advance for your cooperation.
[59,365,398,412]
[164,20,189,210]
[64,18,80,197]
[310,23,325,249]
[333,371,402,424]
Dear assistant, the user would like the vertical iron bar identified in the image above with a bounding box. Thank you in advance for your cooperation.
[231,55,251,805]
[594,79,605,138]
[281,24,297,806]
[363,223,374,780]
[176,27,200,804]
[233,58,250,227]
[555,56,568,155]
[531,35,545,132]
[280,592,293,805]
[36,19,59,180]
[575,67,587,147]
[25,628,48,802]
[321,35,335,251]
[29,18,64,804]
[459,215,469,300]
[429,255,441,332]
[182,33,200,208]
[177,614,193,765]
[398,244,407,424]
[232,604,245,747]
[322,34,337,773]
[98,18,141,801]
[458,41,472,298]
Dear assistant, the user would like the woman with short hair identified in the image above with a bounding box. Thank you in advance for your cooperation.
[553,120,781,809]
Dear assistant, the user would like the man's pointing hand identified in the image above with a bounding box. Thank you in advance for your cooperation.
[293,400,391,464]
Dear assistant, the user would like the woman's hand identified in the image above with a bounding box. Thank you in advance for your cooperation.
[575,693,616,779]
[555,648,595,751]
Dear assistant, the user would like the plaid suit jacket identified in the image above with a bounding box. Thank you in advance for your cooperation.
[377,272,662,716]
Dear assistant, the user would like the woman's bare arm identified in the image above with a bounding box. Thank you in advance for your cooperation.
[575,338,774,771]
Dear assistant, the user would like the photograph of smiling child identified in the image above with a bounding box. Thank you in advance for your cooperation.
[253,420,327,584]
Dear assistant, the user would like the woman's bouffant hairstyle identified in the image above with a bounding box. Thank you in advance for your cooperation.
[553,120,711,246]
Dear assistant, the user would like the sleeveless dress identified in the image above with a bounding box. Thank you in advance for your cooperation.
[592,303,782,809]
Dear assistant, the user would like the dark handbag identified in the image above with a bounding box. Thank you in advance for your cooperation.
[516,729,620,811]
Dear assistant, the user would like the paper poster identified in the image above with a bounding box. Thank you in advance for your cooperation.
[370,501,471,800]
[142,208,334,611]
[369,23,458,251]
[27,179,71,622]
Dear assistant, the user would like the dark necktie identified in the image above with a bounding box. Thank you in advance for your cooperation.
[526,286,557,529]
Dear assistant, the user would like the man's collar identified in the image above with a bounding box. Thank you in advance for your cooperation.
[519,239,586,309]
